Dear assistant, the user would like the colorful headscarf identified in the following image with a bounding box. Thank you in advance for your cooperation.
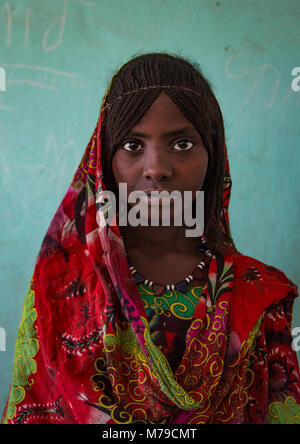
[2,84,300,424]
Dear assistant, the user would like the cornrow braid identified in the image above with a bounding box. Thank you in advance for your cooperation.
[101,85,205,112]
[100,52,238,256]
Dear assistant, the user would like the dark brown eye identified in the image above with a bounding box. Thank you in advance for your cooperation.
[123,141,142,152]
[173,139,194,151]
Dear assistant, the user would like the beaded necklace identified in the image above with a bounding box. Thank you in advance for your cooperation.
[129,238,212,296]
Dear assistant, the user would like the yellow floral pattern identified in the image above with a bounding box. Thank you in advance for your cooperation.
[268,396,300,424]
[4,279,39,422]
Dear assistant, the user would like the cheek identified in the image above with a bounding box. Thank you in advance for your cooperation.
[201,151,209,177]
[111,153,127,185]
[112,152,141,190]
[111,156,119,184]
[187,150,209,189]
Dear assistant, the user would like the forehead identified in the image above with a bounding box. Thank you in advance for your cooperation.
[128,91,195,133]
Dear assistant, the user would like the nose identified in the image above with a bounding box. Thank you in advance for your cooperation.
[143,149,172,182]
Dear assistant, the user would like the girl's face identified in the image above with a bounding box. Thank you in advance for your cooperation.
[112,91,208,214]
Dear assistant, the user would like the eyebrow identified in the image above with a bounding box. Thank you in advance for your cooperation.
[125,126,199,139]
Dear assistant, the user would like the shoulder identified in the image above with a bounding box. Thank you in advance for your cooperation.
[228,253,298,341]
[231,253,298,298]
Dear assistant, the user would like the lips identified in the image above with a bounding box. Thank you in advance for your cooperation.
[143,189,181,195]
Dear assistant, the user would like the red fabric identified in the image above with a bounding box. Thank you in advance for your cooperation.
[2,89,300,424]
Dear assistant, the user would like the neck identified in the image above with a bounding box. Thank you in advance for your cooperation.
[120,224,200,258]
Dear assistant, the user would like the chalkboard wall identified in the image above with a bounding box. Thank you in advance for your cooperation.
[0,0,299,413]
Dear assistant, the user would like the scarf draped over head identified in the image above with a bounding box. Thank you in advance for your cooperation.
[2,82,300,425]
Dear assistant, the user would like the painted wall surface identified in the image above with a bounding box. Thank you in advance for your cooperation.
[0,0,299,414]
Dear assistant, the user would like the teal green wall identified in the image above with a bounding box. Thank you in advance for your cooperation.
[0,0,299,413]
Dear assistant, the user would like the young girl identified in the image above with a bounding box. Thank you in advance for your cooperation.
[2,52,300,424]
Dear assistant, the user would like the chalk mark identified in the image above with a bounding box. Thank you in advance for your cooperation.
[1,63,80,79]
[0,103,14,110]
[7,78,58,92]
[69,0,96,6]
[225,54,280,109]
[0,63,88,95]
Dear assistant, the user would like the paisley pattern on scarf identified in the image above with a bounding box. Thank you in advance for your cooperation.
[139,284,204,320]
[138,284,204,371]
[268,397,300,424]
[2,89,300,424]
[5,279,39,422]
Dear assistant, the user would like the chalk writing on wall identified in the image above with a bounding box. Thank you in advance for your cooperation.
[1,63,85,94]
[0,0,95,51]
[225,54,281,109]
[0,1,93,104]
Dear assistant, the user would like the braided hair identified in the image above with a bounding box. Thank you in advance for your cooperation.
[100,52,238,256]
